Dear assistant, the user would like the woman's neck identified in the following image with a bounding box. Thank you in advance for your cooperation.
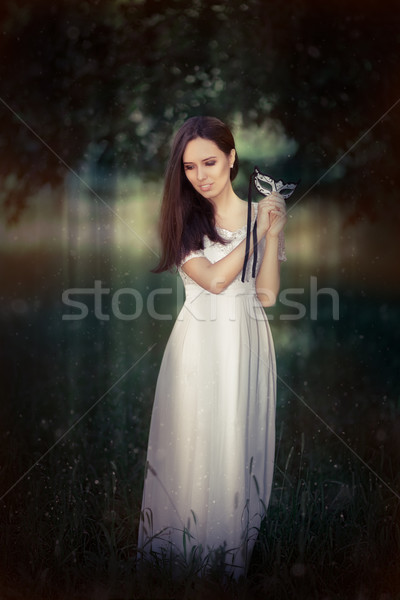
[213,194,243,217]
[212,192,249,231]
[211,188,242,215]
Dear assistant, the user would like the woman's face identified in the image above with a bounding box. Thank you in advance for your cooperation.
[182,137,235,201]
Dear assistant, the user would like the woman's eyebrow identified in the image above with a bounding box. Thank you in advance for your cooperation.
[183,156,217,164]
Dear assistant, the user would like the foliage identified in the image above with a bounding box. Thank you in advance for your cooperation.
[0,0,399,222]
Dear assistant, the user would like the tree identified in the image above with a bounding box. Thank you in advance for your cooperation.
[0,0,399,223]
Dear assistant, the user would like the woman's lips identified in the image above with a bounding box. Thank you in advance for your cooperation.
[199,183,212,192]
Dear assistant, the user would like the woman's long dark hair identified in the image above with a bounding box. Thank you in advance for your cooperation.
[152,116,239,272]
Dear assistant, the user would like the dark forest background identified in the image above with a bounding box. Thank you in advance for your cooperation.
[1,1,400,599]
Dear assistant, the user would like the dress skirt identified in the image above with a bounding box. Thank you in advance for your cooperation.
[138,206,284,579]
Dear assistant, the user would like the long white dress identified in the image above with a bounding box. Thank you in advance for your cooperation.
[138,202,286,579]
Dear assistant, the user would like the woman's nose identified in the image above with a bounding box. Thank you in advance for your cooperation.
[197,167,206,181]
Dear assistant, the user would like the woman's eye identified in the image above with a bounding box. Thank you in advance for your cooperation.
[184,161,215,170]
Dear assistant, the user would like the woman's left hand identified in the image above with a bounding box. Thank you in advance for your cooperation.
[258,192,287,238]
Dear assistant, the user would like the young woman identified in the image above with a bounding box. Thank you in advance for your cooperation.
[137,116,287,579]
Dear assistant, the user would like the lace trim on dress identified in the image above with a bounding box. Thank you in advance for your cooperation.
[180,248,206,266]
[179,203,287,267]
[278,230,287,262]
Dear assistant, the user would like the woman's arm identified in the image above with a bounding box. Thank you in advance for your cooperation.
[255,194,287,306]
[255,234,281,307]
[181,226,261,294]
[182,192,287,296]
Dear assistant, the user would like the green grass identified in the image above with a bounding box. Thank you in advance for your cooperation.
[2,417,399,599]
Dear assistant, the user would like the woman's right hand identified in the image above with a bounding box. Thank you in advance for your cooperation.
[256,192,287,238]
